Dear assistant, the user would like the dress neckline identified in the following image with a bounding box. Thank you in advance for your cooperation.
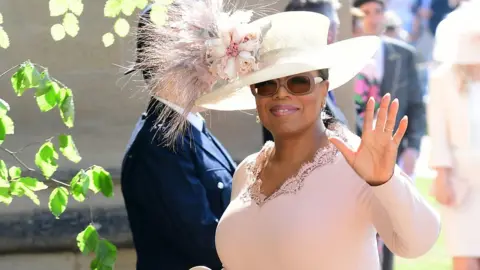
[240,125,346,206]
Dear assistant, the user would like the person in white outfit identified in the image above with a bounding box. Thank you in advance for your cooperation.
[428,1,480,269]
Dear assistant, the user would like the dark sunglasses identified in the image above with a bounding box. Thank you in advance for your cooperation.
[250,74,325,97]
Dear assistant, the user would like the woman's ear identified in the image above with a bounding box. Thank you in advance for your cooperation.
[318,80,330,98]
[324,80,330,93]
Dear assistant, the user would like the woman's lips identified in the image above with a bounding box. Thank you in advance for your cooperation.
[269,105,299,116]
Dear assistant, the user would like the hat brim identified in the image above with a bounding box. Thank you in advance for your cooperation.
[194,35,381,111]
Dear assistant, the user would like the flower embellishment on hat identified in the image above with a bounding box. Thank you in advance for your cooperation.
[205,10,271,81]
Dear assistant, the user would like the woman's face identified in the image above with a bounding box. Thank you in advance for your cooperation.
[254,71,329,138]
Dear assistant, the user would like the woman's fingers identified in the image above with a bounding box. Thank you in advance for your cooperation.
[363,97,375,132]
[393,116,408,145]
[384,98,399,134]
[375,94,391,133]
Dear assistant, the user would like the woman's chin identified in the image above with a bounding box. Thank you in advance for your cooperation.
[269,125,303,138]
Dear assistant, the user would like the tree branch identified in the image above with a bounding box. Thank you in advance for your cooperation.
[0,146,69,187]
[33,64,69,89]
[15,136,55,153]
[0,65,20,79]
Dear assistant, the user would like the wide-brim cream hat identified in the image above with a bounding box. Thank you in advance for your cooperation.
[194,11,381,111]
[433,0,480,64]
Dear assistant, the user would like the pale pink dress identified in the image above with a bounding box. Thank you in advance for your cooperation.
[215,127,440,270]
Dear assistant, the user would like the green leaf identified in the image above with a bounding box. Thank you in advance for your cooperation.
[104,0,123,18]
[94,239,117,268]
[102,32,115,47]
[150,4,168,26]
[70,169,90,202]
[68,0,84,16]
[2,115,14,135]
[8,166,21,180]
[90,258,100,270]
[0,122,4,144]
[48,187,69,218]
[10,61,42,95]
[0,160,8,181]
[0,98,10,117]
[62,12,79,37]
[0,183,12,205]
[49,0,69,16]
[51,23,66,41]
[36,71,52,91]
[10,182,40,205]
[35,81,60,112]
[88,166,113,197]
[0,115,13,144]
[35,142,59,179]
[0,181,12,204]
[58,134,81,163]
[113,18,130,37]
[23,188,40,205]
[0,115,14,143]
[121,0,137,16]
[19,177,48,191]
[77,224,99,255]
[135,0,148,9]
[91,258,115,270]
[0,26,9,49]
[58,88,75,128]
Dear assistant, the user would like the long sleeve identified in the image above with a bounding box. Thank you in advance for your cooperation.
[404,50,426,151]
[370,166,440,258]
[152,144,223,268]
[427,69,453,168]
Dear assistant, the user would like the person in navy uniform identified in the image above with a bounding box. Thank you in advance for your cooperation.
[121,6,236,270]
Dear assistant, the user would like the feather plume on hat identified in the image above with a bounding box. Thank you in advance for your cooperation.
[131,0,271,146]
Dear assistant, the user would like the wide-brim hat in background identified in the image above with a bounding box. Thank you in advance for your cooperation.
[433,0,480,64]
[194,11,381,111]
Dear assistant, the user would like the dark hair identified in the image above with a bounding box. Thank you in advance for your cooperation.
[353,0,385,9]
[124,5,153,81]
[317,69,339,129]
[285,0,336,16]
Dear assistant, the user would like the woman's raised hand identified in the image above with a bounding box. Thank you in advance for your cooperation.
[329,94,408,185]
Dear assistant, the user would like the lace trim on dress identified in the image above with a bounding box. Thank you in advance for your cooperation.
[239,125,346,206]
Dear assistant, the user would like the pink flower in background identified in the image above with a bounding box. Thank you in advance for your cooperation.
[205,11,266,81]
[354,59,381,119]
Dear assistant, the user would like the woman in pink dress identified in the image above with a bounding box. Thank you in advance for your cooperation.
[137,1,441,268]
[196,11,439,270]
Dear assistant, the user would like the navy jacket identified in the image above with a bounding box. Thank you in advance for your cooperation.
[121,99,236,270]
[428,0,457,35]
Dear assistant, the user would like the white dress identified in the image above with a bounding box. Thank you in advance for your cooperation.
[441,82,480,256]
[428,67,480,256]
